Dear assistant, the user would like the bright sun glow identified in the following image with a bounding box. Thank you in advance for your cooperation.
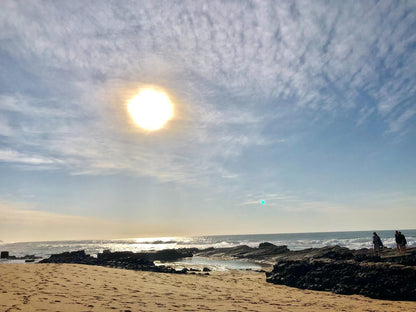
[127,88,173,131]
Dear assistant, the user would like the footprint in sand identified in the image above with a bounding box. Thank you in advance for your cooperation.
[22,295,30,304]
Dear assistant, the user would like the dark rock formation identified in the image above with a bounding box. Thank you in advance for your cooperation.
[0,251,42,261]
[153,248,197,261]
[97,248,197,262]
[259,242,280,249]
[266,246,416,301]
[196,242,289,260]
[39,249,195,274]
[39,250,97,265]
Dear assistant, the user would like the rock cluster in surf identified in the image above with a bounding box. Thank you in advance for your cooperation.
[39,249,200,274]
[265,245,416,301]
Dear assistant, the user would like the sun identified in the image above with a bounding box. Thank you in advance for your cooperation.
[127,88,174,131]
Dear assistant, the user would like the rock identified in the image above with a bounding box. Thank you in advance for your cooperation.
[196,243,289,260]
[39,250,97,265]
[259,242,279,249]
[202,267,211,272]
[266,256,416,301]
[0,252,41,261]
[314,246,354,260]
[38,249,191,275]
[96,248,197,263]
[154,248,193,261]
[97,251,135,262]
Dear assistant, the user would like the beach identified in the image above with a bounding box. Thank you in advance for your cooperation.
[1,263,415,312]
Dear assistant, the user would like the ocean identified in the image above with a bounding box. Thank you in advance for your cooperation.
[1,229,415,270]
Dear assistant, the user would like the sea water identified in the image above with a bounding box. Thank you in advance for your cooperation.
[1,229,415,270]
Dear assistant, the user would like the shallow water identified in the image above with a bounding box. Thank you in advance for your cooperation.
[157,256,267,271]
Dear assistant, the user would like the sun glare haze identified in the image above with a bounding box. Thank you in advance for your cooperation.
[127,88,174,131]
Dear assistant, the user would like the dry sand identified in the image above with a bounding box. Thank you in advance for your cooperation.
[1,263,415,312]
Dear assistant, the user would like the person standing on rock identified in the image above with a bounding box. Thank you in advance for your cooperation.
[395,230,402,253]
[372,232,383,255]
[396,231,407,254]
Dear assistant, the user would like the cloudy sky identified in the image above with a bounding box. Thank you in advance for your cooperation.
[1,0,415,242]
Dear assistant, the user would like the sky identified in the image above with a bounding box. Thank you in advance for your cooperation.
[0,0,415,243]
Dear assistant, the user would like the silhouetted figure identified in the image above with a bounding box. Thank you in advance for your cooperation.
[395,230,401,252]
[372,232,383,255]
[395,231,407,254]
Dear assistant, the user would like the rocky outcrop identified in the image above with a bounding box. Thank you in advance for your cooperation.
[96,248,197,262]
[39,250,98,265]
[266,246,416,301]
[196,243,289,260]
[0,251,42,261]
[153,248,197,261]
[38,249,198,274]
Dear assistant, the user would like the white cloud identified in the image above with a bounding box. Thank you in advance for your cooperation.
[0,149,59,166]
[0,0,414,182]
[2,1,413,110]
[356,106,376,126]
[388,109,416,134]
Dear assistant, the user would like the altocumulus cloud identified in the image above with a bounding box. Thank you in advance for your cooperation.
[0,0,415,183]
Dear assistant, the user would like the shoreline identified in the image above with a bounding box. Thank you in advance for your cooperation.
[2,243,415,301]
[1,263,416,312]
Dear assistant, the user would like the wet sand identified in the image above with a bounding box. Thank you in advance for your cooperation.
[1,263,415,311]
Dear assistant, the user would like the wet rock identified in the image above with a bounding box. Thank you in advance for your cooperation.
[97,251,136,262]
[39,250,97,265]
[96,248,197,262]
[38,249,191,275]
[266,255,416,301]
[259,242,277,249]
[196,242,289,260]
[0,252,41,261]
[313,246,354,260]
[153,248,196,261]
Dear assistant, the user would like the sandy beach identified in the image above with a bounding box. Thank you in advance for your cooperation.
[1,264,415,312]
